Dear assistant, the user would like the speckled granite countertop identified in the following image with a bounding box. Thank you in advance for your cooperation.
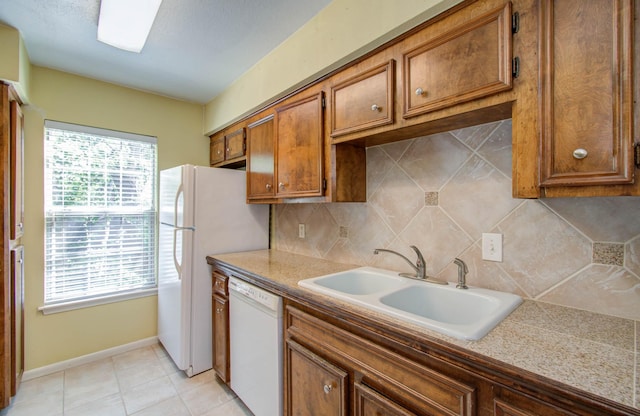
[208,249,639,412]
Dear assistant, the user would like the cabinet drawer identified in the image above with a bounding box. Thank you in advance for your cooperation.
[330,60,394,138]
[286,306,476,415]
[225,127,246,160]
[354,381,417,416]
[402,2,513,118]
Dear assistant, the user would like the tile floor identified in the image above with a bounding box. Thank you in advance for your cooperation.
[0,343,253,416]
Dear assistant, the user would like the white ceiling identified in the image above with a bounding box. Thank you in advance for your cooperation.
[0,0,332,103]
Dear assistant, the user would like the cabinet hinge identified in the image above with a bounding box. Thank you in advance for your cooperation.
[322,178,327,190]
[512,12,519,34]
[512,57,520,78]
[321,97,326,108]
[634,143,640,168]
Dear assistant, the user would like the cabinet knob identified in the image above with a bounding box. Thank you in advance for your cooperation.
[265,183,272,191]
[573,148,588,159]
[278,182,285,190]
[226,148,230,152]
[323,383,333,394]
[415,87,424,96]
[371,104,380,112]
[217,150,222,155]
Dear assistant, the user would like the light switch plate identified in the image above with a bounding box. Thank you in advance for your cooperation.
[482,233,502,262]
[298,223,306,239]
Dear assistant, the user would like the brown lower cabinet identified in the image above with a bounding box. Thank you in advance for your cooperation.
[283,301,636,416]
[207,259,638,416]
[211,269,229,383]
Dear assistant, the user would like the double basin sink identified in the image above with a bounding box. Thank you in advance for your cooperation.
[298,267,522,341]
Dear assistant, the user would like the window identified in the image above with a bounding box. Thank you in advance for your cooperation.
[43,121,157,308]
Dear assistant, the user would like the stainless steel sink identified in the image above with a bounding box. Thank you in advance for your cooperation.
[298,267,522,340]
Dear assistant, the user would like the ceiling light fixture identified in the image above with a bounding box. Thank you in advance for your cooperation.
[97,0,163,53]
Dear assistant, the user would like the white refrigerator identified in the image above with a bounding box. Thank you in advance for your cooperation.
[158,164,269,376]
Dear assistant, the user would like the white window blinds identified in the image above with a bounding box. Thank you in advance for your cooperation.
[44,121,157,304]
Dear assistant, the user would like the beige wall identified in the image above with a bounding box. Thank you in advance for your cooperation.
[274,120,640,322]
[203,0,462,134]
[0,23,31,100]
[23,67,208,369]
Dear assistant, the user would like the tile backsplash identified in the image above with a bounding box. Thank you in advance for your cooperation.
[274,120,640,321]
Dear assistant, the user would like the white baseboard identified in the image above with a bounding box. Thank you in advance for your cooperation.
[22,336,159,381]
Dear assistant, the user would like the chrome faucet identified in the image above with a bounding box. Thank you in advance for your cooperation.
[373,246,447,285]
[453,258,468,289]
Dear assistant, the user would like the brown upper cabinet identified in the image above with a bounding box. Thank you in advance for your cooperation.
[274,92,325,199]
[210,131,225,165]
[330,60,394,138]
[212,0,639,199]
[209,125,246,168]
[538,0,635,188]
[513,0,639,197]
[402,2,513,118]
[246,114,276,201]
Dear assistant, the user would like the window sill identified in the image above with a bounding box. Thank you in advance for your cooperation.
[38,288,158,315]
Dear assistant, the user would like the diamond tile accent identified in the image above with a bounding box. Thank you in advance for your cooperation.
[593,242,624,266]
[424,192,438,206]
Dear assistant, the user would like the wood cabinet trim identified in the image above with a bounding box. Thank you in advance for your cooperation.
[402,2,513,118]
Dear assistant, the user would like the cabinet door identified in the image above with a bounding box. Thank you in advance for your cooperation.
[331,61,394,138]
[212,294,229,383]
[275,92,324,198]
[539,0,635,187]
[10,246,23,396]
[224,127,245,160]
[246,115,276,200]
[210,133,225,165]
[354,382,417,416]
[285,339,348,416]
[9,101,23,240]
[402,3,513,118]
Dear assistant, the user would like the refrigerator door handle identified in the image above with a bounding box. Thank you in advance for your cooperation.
[174,183,183,228]
[173,228,182,279]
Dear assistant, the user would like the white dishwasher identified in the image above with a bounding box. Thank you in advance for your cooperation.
[229,276,283,416]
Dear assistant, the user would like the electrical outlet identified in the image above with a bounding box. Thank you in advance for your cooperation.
[298,224,306,239]
[482,233,502,262]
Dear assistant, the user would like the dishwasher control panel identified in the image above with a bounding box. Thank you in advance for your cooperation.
[229,276,281,312]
